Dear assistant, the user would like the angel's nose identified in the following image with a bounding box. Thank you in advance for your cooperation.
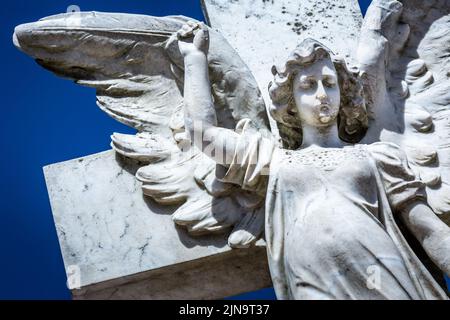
[316,81,328,103]
[317,93,328,102]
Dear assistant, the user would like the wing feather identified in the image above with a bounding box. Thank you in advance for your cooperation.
[14,11,270,247]
[360,0,450,223]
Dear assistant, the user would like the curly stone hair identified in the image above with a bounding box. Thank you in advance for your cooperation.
[268,38,368,149]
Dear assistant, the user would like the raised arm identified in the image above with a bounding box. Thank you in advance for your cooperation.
[400,201,450,276]
[356,0,409,107]
[177,22,239,166]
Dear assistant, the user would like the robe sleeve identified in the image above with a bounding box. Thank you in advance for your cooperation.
[215,118,275,197]
[368,142,426,211]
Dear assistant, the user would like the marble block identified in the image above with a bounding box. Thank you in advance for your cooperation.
[44,150,271,299]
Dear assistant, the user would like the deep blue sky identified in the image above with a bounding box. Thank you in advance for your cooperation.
[4,0,444,301]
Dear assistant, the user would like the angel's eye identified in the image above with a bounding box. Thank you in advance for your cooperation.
[324,80,336,88]
[323,77,336,88]
[299,79,316,89]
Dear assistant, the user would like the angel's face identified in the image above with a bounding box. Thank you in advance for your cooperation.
[292,58,340,127]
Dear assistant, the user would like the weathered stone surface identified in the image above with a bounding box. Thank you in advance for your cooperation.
[44,150,271,299]
[74,246,270,299]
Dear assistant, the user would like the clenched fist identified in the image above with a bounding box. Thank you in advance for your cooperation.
[177,21,210,58]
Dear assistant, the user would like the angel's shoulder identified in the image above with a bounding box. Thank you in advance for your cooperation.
[366,141,403,154]
[365,141,410,168]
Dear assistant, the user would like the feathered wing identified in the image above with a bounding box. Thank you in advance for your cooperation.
[13,12,271,247]
[358,0,450,223]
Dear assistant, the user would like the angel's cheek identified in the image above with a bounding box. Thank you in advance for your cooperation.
[294,92,318,125]
[327,88,340,113]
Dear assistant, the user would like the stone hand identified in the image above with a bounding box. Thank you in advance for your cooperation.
[177,21,210,58]
[364,0,403,32]
[358,0,409,74]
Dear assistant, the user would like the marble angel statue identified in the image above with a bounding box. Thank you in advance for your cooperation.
[13,0,450,299]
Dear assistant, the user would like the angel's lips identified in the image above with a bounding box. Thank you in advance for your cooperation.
[318,104,332,123]
[319,104,329,112]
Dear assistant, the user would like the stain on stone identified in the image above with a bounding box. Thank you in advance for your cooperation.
[116,169,124,178]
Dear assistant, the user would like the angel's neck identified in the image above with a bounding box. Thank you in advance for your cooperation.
[300,122,343,149]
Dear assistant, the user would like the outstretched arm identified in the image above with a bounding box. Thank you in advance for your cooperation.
[400,201,450,276]
[178,22,239,166]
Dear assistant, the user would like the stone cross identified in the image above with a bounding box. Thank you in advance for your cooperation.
[44,0,363,299]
